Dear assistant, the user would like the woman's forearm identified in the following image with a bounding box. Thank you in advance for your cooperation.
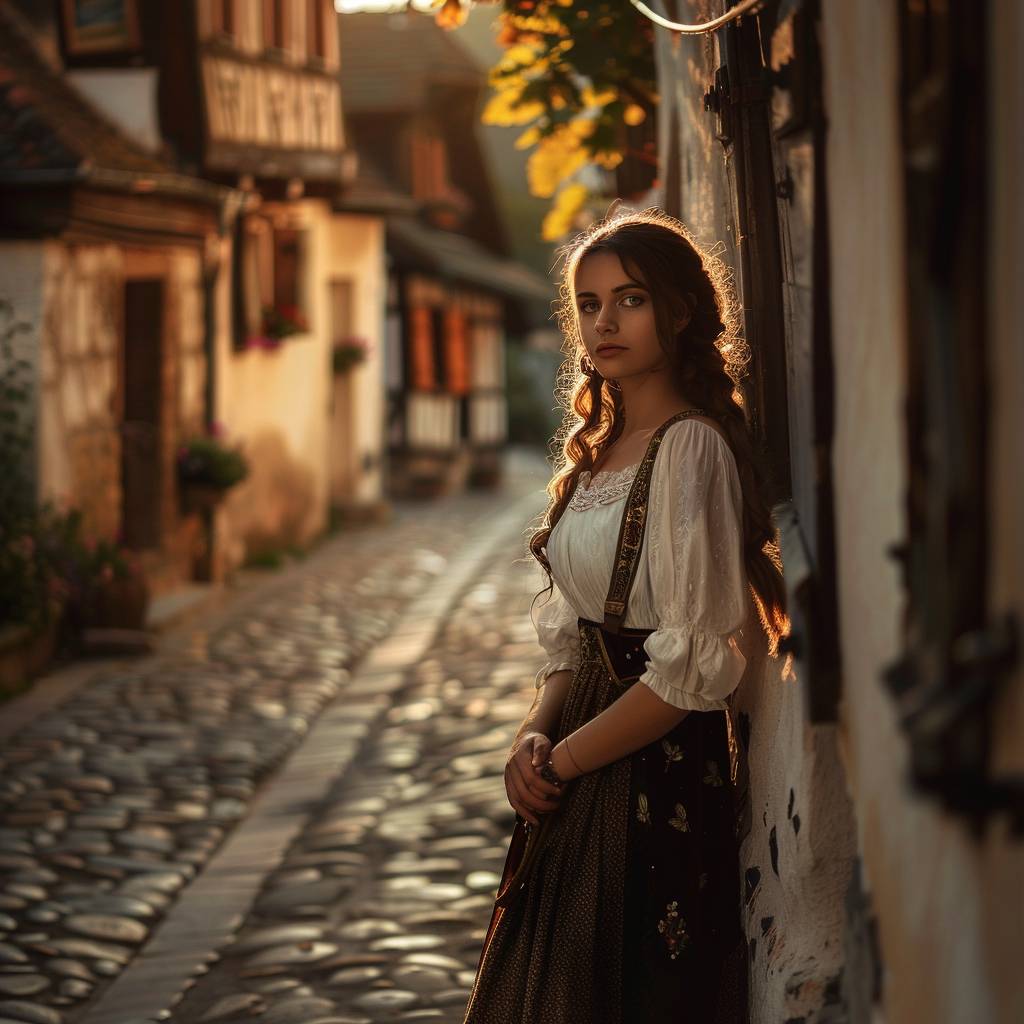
[518,668,573,740]
[548,682,689,780]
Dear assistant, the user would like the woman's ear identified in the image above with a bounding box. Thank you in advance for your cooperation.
[673,292,697,333]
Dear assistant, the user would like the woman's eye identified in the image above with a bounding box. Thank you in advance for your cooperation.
[621,294,644,307]
[580,301,599,314]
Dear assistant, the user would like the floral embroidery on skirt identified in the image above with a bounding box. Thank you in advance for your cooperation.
[461,619,748,1024]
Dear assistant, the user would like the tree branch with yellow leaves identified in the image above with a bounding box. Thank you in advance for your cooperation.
[431,0,658,241]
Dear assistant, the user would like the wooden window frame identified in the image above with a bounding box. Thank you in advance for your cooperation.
[705,4,841,721]
[307,0,326,65]
[262,0,287,56]
[211,0,235,39]
[232,213,309,350]
[882,0,1021,834]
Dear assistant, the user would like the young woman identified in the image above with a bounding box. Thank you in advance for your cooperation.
[461,206,787,1024]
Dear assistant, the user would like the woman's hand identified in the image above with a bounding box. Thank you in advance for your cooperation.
[504,730,563,826]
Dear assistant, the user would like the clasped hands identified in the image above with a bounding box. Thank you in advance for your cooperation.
[504,730,570,826]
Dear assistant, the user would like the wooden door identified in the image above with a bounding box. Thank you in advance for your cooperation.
[121,278,165,550]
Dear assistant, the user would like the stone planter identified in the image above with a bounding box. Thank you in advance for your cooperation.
[179,482,229,517]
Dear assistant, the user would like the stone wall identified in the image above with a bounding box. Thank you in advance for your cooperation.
[0,238,209,593]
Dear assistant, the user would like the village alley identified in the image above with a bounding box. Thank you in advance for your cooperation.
[0,448,552,1024]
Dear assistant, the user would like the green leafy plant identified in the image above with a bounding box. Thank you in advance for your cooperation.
[0,299,34,520]
[0,300,150,640]
[177,425,250,491]
[0,503,74,633]
[332,335,371,374]
[0,299,62,633]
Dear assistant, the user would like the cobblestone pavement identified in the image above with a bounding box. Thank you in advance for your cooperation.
[0,450,549,1024]
[165,531,542,1024]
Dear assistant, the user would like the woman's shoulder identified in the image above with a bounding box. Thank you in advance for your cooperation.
[657,413,741,490]
[661,411,731,451]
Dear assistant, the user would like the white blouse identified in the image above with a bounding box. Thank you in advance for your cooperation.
[531,417,752,712]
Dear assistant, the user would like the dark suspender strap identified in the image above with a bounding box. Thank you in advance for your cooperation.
[601,409,711,634]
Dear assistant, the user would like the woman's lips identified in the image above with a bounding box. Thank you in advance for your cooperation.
[596,345,627,357]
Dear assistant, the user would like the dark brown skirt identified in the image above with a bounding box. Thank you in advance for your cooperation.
[462,617,748,1024]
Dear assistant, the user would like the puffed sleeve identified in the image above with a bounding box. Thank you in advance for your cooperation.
[531,578,581,689]
[639,420,750,711]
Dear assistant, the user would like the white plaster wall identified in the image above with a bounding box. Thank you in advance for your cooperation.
[822,2,1024,1021]
[324,212,386,506]
[64,69,162,152]
[215,197,336,565]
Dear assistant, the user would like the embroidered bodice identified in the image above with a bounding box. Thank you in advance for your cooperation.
[531,417,757,711]
[567,461,642,512]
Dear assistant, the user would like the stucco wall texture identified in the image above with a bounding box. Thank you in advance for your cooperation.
[214,199,387,573]
[823,3,1024,1023]
[656,2,1023,1021]
[654,8,855,1019]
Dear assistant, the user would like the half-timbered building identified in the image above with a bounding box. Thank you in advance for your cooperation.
[337,10,552,497]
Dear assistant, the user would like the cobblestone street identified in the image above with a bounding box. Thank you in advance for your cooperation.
[0,451,549,1024]
[165,519,542,1024]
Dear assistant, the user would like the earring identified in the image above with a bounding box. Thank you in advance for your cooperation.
[581,353,596,375]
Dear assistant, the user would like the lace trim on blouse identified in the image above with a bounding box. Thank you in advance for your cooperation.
[568,461,641,512]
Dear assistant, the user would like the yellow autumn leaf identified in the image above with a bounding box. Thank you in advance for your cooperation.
[541,183,589,241]
[581,85,617,109]
[514,125,542,150]
[593,149,624,170]
[511,13,567,35]
[496,44,542,70]
[526,120,594,198]
[432,0,467,29]
[623,104,647,126]
[482,89,546,127]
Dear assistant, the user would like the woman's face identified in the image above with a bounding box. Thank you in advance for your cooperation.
[574,250,671,380]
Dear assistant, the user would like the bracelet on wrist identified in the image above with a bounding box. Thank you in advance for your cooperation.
[538,759,565,788]
[563,735,585,776]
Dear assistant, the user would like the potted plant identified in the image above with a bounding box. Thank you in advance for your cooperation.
[0,504,74,691]
[262,304,308,341]
[176,423,250,514]
[332,335,371,374]
[0,301,71,687]
[244,306,308,351]
[73,536,150,631]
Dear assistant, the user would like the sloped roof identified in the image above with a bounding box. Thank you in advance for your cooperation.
[0,3,224,203]
[339,11,481,113]
[334,154,419,215]
[387,215,554,304]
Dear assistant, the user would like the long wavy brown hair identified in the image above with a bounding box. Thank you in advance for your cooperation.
[527,206,788,657]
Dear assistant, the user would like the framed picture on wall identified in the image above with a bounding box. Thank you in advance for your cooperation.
[60,0,141,55]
